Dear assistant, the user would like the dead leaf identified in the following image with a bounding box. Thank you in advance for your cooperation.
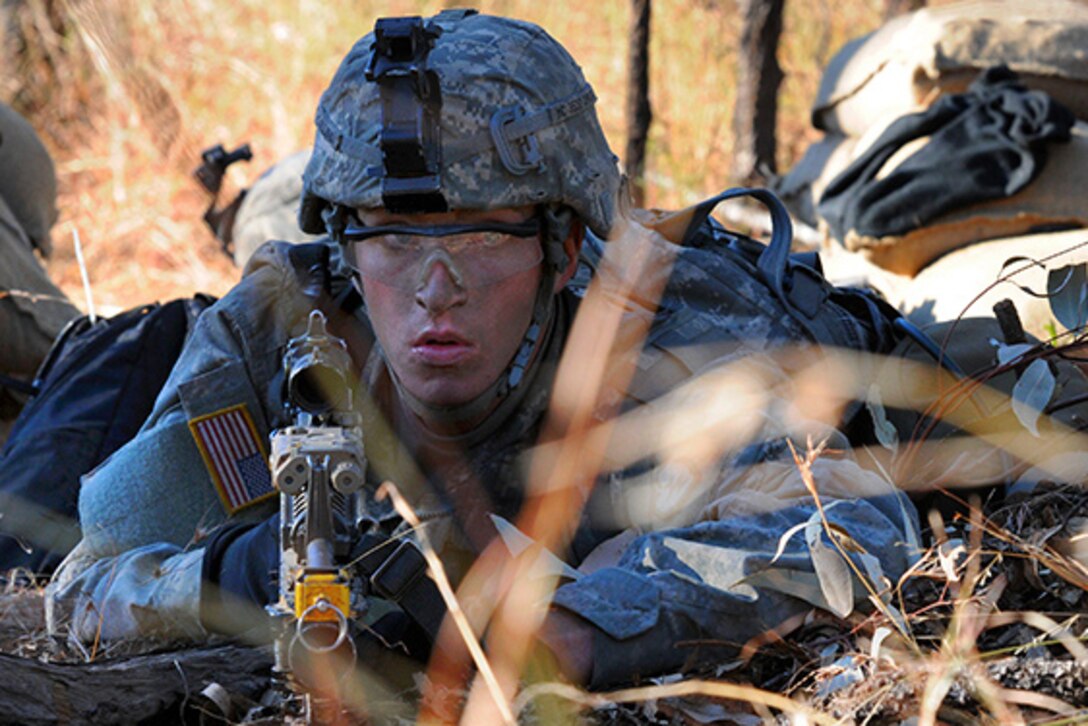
[1011,359,1056,437]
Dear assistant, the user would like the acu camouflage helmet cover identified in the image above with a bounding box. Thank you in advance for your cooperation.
[300,10,620,238]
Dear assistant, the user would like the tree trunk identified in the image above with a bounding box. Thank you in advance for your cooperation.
[625,0,652,206]
[731,0,785,186]
[0,590,271,724]
[883,0,926,21]
[0,643,272,725]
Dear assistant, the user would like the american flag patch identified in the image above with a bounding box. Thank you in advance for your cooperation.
[188,404,274,513]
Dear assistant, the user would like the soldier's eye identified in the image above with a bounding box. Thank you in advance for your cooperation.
[477,232,507,247]
[378,234,417,252]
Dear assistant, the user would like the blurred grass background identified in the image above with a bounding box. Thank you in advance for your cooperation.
[4,0,897,311]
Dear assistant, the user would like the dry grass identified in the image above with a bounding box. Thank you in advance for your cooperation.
[1,0,904,314]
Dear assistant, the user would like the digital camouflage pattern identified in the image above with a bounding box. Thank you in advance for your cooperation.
[301,10,620,237]
[42,11,918,693]
[47,238,919,688]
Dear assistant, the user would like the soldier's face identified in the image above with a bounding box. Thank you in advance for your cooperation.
[353,206,550,413]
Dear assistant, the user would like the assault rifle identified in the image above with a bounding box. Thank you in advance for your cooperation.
[266,309,367,721]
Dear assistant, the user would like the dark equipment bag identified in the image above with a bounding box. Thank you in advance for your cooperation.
[681,187,900,351]
[593,187,905,413]
[0,295,214,576]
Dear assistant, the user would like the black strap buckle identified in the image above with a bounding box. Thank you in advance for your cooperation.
[490,107,544,175]
[371,540,427,601]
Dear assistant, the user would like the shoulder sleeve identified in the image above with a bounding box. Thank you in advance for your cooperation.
[76,242,317,556]
[48,243,321,642]
[46,539,207,643]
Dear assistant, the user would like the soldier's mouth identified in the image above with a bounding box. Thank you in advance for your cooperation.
[412,330,474,365]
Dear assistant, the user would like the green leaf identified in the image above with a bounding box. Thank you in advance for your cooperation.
[870,626,893,662]
[771,520,808,565]
[805,512,854,618]
[1044,320,1059,343]
[995,342,1032,367]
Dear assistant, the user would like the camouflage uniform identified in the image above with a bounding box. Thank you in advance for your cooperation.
[48,234,917,685]
[0,103,80,433]
[47,12,918,688]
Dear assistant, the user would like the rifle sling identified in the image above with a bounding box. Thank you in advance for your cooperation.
[356,537,446,641]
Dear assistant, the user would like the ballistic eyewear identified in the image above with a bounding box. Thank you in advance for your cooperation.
[343,216,544,289]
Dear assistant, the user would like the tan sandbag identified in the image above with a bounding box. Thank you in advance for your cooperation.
[840,121,1088,276]
[814,0,1088,137]
[818,232,911,303]
[892,228,1088,340]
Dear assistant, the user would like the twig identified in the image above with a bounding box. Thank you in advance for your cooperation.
[72,227,97,324]
[788,438,918,649]
[917,503,1024,726]
[513,679,841,725]
[377,481,515,726]
[173,659,191,722]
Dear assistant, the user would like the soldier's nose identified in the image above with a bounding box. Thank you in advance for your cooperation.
[415,256,467,313]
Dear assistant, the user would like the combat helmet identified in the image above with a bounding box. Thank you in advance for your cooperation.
[299,10,621,434]
[299,9,620,245]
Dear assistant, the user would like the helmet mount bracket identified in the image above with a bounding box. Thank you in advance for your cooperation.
[365,17,448,214]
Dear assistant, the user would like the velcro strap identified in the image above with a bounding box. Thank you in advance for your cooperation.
[500,84,598,142]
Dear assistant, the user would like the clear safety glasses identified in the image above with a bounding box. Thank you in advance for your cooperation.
[342,216,544,290]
